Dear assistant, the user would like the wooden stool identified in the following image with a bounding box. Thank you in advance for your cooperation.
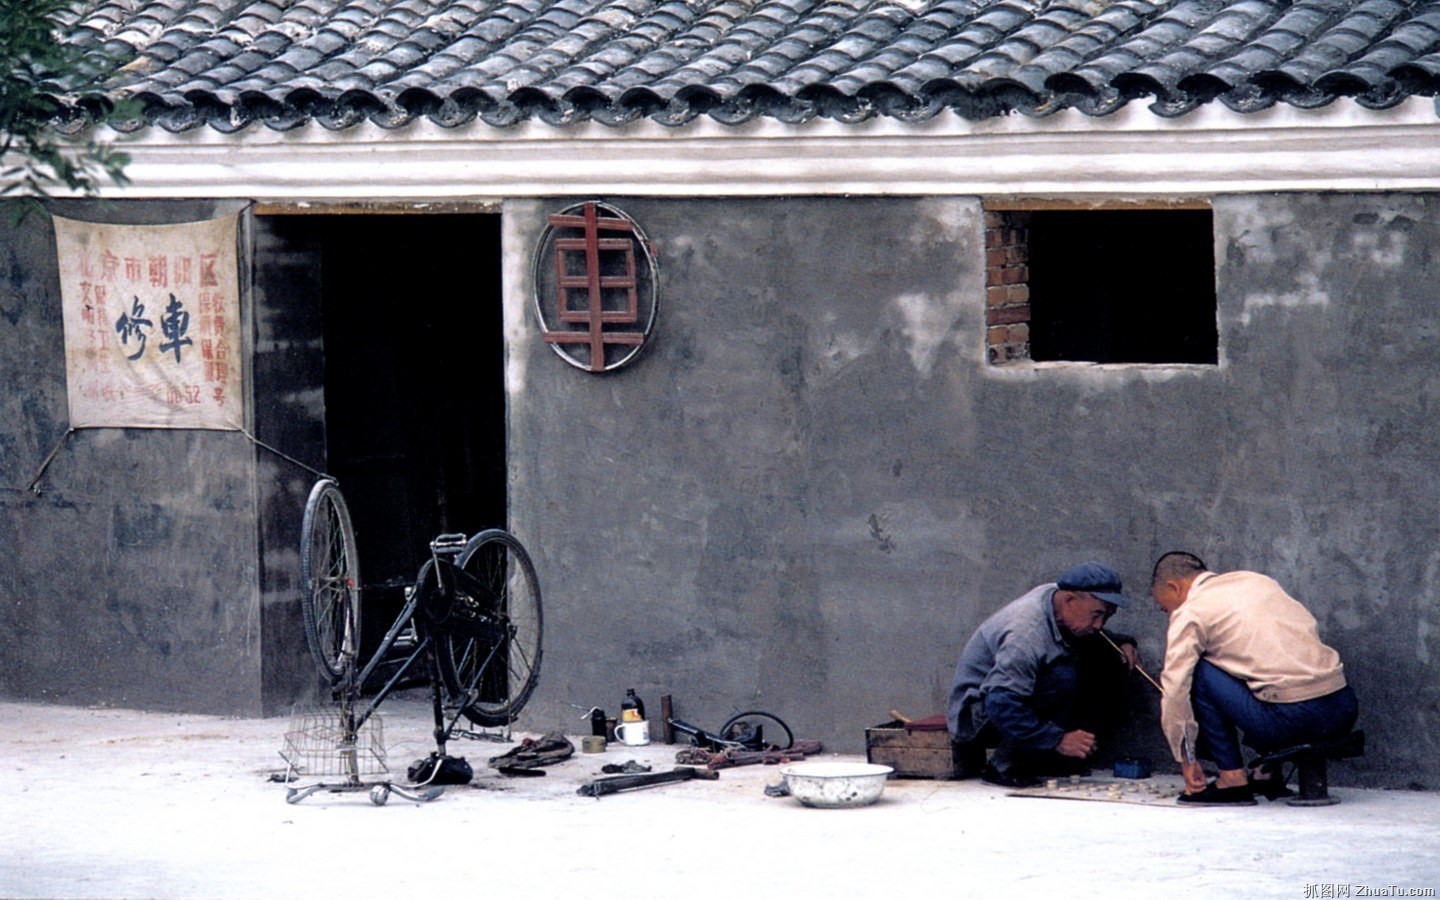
[1254,730,1365,807]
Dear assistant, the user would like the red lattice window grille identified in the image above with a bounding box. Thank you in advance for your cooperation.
[533,202,657,373]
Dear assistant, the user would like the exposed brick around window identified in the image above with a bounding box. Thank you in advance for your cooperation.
[986,304,1031,326]
[984,209,1031,364]
[987,340,1029,364]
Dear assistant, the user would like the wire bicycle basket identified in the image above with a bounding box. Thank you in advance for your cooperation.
[280,707,387,781]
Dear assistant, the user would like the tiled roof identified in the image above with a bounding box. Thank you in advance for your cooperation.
[55,0,1440,132]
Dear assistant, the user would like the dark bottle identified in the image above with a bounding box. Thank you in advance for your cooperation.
[590,707,608,737]
[622,688,646,723]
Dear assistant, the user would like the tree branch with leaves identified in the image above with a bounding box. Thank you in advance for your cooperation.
[1,0,132,215]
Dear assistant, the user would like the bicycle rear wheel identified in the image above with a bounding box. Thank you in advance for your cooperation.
[299,479,361,685]
[436,529,542,726]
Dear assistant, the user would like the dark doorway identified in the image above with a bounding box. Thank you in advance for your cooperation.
[315,214,506,662]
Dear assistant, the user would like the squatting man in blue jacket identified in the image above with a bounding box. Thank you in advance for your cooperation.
[946,562,1141,788]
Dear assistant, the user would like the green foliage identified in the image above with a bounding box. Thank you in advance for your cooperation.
[1,0,133,216]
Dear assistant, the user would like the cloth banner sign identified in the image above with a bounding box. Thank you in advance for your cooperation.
[54,214,243,430]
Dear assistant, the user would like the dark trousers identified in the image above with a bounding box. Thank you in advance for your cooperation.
[1191,660,1359,771]
[953,640,1126,777]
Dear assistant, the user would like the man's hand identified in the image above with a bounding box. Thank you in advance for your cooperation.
[1117,640,1142,672]
[1055,729,1097,759]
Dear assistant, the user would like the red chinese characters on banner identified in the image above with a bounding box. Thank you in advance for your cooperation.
[54,215,244,430]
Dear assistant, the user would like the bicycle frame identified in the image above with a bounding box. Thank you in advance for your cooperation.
[294,478,543,804]
[340,534,511,757]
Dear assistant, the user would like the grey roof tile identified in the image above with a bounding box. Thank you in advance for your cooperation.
[45,0,1440,130]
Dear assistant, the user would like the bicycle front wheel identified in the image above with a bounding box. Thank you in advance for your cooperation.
[436,529,543,726]
[299,478,361,685]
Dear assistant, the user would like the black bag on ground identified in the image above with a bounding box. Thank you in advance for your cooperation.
[408,753,473,785]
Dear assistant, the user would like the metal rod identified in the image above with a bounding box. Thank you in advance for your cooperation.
[1099,629,1163,693]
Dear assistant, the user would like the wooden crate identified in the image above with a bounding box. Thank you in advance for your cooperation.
[865,719,957,779]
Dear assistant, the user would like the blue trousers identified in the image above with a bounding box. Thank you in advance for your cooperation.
[1191,660,1359,770]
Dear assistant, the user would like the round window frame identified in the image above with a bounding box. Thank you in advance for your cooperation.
[530,201,659,374]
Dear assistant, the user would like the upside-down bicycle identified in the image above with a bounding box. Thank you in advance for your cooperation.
[282,478,543,804]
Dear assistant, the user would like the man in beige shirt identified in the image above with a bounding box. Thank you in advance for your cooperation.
[1152,551,1358,806]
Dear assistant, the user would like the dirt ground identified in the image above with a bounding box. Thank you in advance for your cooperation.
[2,697,1438,899]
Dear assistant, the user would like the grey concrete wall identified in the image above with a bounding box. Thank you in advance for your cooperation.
[505,194,1440,789]
[3,192,1436,787]
[250,216,328,715]
[0,201,321,716]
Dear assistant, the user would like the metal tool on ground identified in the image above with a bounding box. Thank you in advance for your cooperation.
[666,709,795,752]
[683,739,824,770]
[576,766,719,797]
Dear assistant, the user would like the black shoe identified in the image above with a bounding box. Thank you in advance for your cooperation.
[950,741,987,780]
[1177,782,1257,806]
[981,764,1041,789]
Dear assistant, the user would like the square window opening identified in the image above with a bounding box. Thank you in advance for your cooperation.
[985,207,1218,365]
